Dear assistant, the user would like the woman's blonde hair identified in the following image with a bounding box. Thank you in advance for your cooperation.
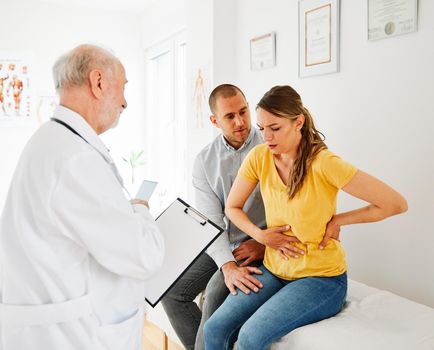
[257,85,327,199]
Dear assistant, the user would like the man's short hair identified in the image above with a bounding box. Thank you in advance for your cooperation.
[52,44,120,93]
[208,84,246,115]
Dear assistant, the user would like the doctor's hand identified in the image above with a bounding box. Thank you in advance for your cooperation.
[221,261,263,296]
[319,216,341,250]
[233,239,265,267]
[130,198,149,209]
[256,225,304,260]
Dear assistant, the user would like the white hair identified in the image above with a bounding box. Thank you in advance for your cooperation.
[52,44,120,93]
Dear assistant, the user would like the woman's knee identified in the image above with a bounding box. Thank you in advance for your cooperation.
[203,314,223,342]
[203,316,223,348]
[203,317,212,340]
[204,310,238,349]
[237,322,268,350]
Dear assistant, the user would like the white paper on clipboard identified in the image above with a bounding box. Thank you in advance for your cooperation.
[145,198,224,307]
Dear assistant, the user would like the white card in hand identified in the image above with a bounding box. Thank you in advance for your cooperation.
[136,180,158,201]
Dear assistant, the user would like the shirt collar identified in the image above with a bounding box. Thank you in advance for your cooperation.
[52,105,113,164]
[221,127,256,152]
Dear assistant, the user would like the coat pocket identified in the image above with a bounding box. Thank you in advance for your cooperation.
[96,308,143,350]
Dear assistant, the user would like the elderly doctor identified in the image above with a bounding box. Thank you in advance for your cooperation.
[0,44,164,350]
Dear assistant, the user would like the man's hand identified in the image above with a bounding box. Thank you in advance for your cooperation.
[221,261,263,296]
[130,198,149,209]
[233,239,265,267]
[319,216,341,250]
[257,225,304,260]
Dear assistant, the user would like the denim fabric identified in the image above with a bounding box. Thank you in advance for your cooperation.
[204,265,347,350]
[194,267,229,350]
[162,252,227,350]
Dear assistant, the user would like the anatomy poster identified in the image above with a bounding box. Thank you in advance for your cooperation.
[192,65,211,129]
[0,56,31,122]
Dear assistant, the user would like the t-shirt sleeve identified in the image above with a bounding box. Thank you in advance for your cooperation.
[238,146,260,183]
[320,151,358,189]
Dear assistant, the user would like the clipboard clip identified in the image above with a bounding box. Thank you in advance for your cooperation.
[184,207,207,226]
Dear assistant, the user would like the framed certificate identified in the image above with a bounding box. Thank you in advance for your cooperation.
[250,32,276,71]
[368,0,418,41]
[298,0,340,78]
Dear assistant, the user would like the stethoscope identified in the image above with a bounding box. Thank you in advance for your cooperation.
[51,118,132,200]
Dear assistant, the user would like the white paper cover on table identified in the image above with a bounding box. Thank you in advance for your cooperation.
[269,279,434,350]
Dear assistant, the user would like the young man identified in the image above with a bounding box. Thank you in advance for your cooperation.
[162,84,268,350]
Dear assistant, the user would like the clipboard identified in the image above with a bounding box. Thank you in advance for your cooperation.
[145,198,224,307]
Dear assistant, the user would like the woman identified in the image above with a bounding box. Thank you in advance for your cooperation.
[203,85,407,350]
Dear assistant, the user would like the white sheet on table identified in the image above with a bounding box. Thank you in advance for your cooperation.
[269,280,434,350]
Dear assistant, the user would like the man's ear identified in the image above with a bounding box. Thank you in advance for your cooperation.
[209,115,219,127]
[89,69,104,99]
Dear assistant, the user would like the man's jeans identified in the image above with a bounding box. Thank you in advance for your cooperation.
[161,252,229,350]
[204,265,347,350]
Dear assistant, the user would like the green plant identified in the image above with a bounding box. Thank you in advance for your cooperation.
[122,150,146,184]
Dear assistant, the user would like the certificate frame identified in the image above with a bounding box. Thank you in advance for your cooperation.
[250,32,276,71]
[368,0,418,41]
[298,0,340,78]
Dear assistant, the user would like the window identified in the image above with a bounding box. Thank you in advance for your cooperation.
[144,32,187,213]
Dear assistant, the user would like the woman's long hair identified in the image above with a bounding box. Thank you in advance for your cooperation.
[257,85,327,199]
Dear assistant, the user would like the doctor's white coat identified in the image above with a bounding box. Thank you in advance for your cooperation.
[0,106,165,350]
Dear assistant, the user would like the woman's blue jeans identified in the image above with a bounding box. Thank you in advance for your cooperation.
[204,265,347,350]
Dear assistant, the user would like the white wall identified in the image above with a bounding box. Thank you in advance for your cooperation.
[185,0,216,199]
[0,0,146,208]
[227,0,434,307]
[141,0,187,48]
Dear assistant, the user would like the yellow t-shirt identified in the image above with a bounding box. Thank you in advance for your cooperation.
[238,145,358,280]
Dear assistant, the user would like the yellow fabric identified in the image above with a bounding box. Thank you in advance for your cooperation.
[238,145,358,280]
